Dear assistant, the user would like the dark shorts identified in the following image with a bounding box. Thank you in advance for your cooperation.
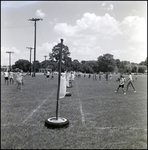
[5,77,8,80]
[119,84,124,88]
[46,75,49,78]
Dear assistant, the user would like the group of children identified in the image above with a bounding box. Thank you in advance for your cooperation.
[75,71,136,94]
[3,69,136,94]
[115,72,136,94]
[3,70,28,92]
[3,70,15,85]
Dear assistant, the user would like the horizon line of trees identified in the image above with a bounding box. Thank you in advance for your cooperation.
[5,42,147,74]
[10,55,147,74]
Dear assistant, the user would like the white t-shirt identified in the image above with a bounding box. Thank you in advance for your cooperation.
[71,73,75,80]
[4,72,8,77]
[46,71,50,76]
[129,74,133,81]
[120,77,125,85]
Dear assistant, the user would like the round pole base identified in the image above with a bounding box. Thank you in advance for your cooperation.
[44,117,69,129]
[65,92,71,96]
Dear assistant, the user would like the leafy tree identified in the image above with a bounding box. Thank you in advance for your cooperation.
[132,66,138,73]
[83,65,94,73]
[115,59,120,69]
[14,59,31,72]
[97,53,116,72]
[81,61,98,73]
[65,57,72,71]
[139,57,147,66]
[49,43,70,63]
[138,66,147,73]
[40,60,58,71]
[118,61,130,73]
[49,43,71,72]
[40,60,47,68]
[72,59,81,71]
[33,60,41,72]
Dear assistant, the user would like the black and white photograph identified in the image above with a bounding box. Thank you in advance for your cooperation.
[1,1,147,149]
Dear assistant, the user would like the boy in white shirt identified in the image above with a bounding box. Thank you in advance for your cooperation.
[126,72,136,93]
[115,75,126,94]
[4,71,9,85]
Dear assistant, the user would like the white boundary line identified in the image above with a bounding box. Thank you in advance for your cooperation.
[87,126,147,130]
[75,79,86,127]
[23,90,56,123]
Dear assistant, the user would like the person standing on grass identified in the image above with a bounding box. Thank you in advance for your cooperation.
[115,75,126,94]
[46,70,50,82]
[4,70,9,85]
[99,72,102,83]
[88,73,91,78]
[126,72,136,93]
[51,71,54,80]
[108,72,112,84]
[106,73,108,81]
[70,71,75,87]
[93,73,97,80]
[8,70,14,85]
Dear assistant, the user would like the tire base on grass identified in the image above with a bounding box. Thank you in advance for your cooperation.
[44,117,69,129]
[65,92,71,96]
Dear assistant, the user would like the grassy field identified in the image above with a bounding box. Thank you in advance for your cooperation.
[1,73,147,149]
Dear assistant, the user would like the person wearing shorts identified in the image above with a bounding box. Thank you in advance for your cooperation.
[8,70,14,85]
[99,72,102,83]
[70,71,75,87]
[4,71,9,85]
[46,70,50,82]
[126,72,136,93]
[115,75,126,94]
[51,71,54,80]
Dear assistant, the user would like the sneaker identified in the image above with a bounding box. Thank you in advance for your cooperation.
[114,91,117,93]
[134,91,136,93]
[124,93,126,94]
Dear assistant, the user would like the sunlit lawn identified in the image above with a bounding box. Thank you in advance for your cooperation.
[1,73,147,149]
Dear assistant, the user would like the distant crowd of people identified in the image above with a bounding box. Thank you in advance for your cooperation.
[74,71,137,94]
[2,69,137,95]
[3,69,28,91]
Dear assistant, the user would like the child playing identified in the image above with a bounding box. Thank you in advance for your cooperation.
[115,75,126,94]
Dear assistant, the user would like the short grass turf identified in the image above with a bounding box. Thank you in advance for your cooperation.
[1,73,147,149]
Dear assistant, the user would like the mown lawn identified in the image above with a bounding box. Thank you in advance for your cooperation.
[1,73,147,149]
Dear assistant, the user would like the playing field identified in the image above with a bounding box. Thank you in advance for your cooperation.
[1,73,147,149]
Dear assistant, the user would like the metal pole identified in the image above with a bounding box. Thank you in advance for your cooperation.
[30,49,32,74]
[44,55,47,67]
[26,47,33,75]
[9,53,11,70]
[28,18,43,77]
[56,39,63,120]
[33,20,36,77]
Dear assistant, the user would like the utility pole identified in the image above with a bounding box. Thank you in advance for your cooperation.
[28,18,43,77]
[44,55,47,61]
[56,39,63,120]
[6,51,14,71]
[26,47,34,75]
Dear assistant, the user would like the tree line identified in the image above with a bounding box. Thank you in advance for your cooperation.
[11,42,147,74]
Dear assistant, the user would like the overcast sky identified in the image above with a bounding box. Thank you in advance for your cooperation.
[1,1,147,66]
